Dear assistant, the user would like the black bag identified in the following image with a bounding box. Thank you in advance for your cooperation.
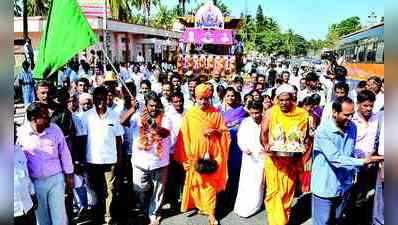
[195,149,218,174]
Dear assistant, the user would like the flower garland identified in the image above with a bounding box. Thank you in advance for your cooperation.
[137,111,164,158]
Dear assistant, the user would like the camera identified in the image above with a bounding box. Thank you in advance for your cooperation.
[147,117,157,129]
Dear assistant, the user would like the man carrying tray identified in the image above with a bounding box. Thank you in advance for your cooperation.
[260,84,311,225]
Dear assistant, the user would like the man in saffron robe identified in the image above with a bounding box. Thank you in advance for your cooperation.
[260,84,310,225]
[174,83,231,225]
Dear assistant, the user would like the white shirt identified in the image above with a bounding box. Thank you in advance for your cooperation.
[320,102,333,125]
[131,113,171,170]
[208,79,228,90]
[237,117,264,156]
[81,108,124,164]
[163,107,185,153]
[352,112,379,158]
[373,92,384,113]
[297,88,327,106]
[377,111,384,155]
[137,55,145,63]
[14,145,35,217]
[161,96,172,112]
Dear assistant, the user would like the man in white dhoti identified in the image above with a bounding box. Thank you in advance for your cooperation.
[233,101,265,218]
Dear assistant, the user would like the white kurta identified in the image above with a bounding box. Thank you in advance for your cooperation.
[233,117,265,218]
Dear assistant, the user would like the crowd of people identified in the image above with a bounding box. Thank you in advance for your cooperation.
[14,53,384,225]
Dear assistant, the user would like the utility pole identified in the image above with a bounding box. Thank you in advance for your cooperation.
[368,11,377,26]
[23,0,28,39]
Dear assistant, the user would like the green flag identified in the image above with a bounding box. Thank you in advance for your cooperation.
[33,0,98,79]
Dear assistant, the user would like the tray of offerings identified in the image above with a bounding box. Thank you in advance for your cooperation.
[270,142,304,157]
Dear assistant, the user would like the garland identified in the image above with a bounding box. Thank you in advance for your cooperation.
[137,110,164,158]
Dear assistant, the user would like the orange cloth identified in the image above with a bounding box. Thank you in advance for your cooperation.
[264,105,309,225]
[174,106,231,215]
[195,83,213,98]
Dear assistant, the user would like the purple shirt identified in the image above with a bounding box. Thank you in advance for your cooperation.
[17,123,74,179]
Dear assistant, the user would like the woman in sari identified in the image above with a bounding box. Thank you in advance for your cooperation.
[218,87,248,209]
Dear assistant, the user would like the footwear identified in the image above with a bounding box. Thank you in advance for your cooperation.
[208,216,219,225]
[148,216,161,225]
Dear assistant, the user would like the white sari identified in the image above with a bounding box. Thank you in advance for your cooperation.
[233,117,265,217]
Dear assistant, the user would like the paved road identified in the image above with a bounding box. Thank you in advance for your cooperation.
[14,103,313,225]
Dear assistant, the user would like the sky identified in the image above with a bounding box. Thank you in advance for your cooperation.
[161,0,384,40]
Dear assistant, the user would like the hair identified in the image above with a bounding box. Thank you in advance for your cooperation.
[305,72,319,81]
[368,76,382,87]
[123,82,137,97]
[35,80,51,91]
[106,64,112,71]
[332,96,354,113]
[233,76,244,84]
[357,80,367,89]
[216,85,226,99]
[311,93,321,105]
[170,91,184,101]
[77,77,89,85]
[299,96,316,107]
[357,89,376,103]
[247,100,263,111]
[26,102,48,121]
[162,81,173,88]
[140,79,152,89]
[144,91,162,108]
[334,82,350,94]
[170,74,181,82]
[281,71,290,77]
[257,74,266,81]
[243,93,252,103]
[224,87,236,98]
[22,60,30,69]
[92,86,108,99]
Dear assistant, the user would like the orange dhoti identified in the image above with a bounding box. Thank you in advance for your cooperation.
[174,105,230,215]
[264,156,303,225]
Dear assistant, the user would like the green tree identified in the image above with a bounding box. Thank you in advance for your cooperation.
[110,0,133,21]
[151,4,177,29]
[255,5,265,31]
[14,0,22,16]
[27,0,49,16]
[324,16,361,48]
[131,0,160,25]
[178,0,190,15]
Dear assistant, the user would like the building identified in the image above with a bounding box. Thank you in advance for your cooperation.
[14,16,181,64]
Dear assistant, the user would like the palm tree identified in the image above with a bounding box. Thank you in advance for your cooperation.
[178,0,190,15]
[27,0,49,16]
[131,0,159,25]
[109,0,133,21]
[14,0,23,16]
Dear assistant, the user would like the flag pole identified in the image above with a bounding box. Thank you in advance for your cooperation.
[101,47,134,98]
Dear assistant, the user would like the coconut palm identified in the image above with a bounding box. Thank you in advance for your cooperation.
[27,0,49,16]
[14,0,23,16]
[109,0,133,21]
[131,0,159,25]
[178,0,190,15]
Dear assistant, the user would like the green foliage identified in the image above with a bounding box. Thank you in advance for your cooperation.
[151,3,178,29]
[27,0,49,16]
[14,0,22,16]
[324,16,361,48]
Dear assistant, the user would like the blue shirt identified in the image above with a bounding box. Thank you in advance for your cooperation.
[311,119,365,198]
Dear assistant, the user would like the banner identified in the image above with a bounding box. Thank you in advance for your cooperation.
[179,28,235,45]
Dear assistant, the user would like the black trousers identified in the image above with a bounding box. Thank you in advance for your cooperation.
[14,209,36,225]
